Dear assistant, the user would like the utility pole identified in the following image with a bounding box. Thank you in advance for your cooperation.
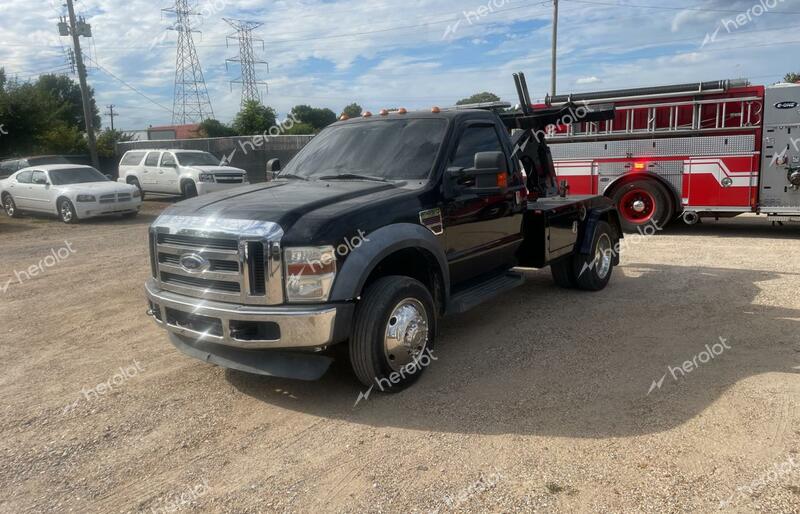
[551,0,559,97]
[64,0,99,168]
[105,105,116,131]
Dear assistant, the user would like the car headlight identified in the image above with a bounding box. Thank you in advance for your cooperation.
[76,194,96,202]
[284,246,336,303]
[198,173,215,183]
[132,189,141,198]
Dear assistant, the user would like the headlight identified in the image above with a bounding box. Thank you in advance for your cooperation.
[198,173,215,183]
[132,189,141,198]
[76,194,96,202]
[284,246,336,303]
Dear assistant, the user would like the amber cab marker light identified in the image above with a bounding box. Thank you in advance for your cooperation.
[633,162,647,171]
[398,107,408,114]
[496,173,508,188]
[362,111,373,117]
[431,106,441,113]
[379,109,389,116]
[339,114,350,121]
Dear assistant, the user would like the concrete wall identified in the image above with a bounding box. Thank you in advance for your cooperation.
[116,135,314,182]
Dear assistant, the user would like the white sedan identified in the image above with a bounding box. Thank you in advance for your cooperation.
[0,164,142,223]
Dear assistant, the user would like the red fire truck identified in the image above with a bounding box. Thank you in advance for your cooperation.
[542,79,800,231]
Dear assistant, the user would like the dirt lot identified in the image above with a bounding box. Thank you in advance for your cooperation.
[0,199,799,513]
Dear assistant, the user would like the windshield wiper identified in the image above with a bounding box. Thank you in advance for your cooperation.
[316,173,388,182]
[277,173,308,181]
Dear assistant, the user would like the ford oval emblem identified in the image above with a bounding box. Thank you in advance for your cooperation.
[179,253,209,273]
[775,101,798,109]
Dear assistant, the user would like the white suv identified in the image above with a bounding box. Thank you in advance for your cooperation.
[117,149,249,198]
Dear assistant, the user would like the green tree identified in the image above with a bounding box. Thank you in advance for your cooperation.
[290,105,337,131]
[36,73,101,129]
[232,100,277,135]
[342,102,362,118]
[282,122,316,135]
[96,128,134,158]
[785,72,800,83]
[199,118,238,137]
[36,124,88,154]
[456,92,501,105]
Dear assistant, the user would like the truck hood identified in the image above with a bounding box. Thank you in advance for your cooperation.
[160,179,403,228]
[190,165,246,174]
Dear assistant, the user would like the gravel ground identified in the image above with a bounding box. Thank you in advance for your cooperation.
[0,200,799,513]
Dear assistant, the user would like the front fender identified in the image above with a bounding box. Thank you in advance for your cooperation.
[328,223,450,303]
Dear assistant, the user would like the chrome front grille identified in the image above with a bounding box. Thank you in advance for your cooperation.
[100,193,134,204]
[214,173,245,184]
[150,216,284,305]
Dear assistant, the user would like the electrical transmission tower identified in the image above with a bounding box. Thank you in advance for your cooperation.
[224,19,268,106]
[162,0,214,124]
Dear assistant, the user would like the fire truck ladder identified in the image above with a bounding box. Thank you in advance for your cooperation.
[544,79,763,140]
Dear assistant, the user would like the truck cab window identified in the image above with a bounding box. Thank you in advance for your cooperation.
[451,125,505,169]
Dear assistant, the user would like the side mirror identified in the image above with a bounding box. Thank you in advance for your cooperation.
[266,158,281,181]
[447,151,508,192]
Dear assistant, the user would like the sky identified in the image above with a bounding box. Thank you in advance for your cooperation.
[0,0,798,130]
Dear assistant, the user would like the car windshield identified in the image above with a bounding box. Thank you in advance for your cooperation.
[282,118,448,181]
[175,152,222,166]
[48,167,109,185]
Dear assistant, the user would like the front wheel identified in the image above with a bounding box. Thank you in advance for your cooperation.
[182,181,198,199]
[611,180,673,233]
[2,194,20,218]
[349,276,437,392]
[58,199,78,224]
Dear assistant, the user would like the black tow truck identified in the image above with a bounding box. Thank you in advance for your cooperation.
[144,73,623,391]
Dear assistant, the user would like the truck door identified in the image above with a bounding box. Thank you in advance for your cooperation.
[141,151,162,191]
[442,121,525,284]
[159,152,181,193]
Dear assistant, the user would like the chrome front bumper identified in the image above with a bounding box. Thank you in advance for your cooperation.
[145,279,337,350]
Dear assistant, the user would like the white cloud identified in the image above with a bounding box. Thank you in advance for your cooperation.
[576,76,601,85]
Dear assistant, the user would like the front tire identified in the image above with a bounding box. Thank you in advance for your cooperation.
[129,178,145,201]
[182,181,198,199]
[2,194,20,218]
[349,276,437,392]
[58,199,78,224]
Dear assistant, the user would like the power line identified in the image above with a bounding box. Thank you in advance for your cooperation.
[85,55,173,113]
[563,0,800,15]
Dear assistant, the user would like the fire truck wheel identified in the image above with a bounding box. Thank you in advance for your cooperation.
[349,276,436,392]
[573,221,616,291]
[611,180,673,233]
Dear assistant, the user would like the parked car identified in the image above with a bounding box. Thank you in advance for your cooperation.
[117,149,249,199]
[0,155,75,179]
[0,165,141,223]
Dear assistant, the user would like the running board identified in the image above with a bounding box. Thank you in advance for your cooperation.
[447,272,525,315]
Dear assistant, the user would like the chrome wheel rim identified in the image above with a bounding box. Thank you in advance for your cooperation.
[61,203,73,222]
[595,233,613,279]
[383,298,429,372]
[4,198,14,216]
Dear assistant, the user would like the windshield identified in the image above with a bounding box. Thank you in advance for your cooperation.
[282,118,447,180]
[175,152,222,167]
[48,167,108,185]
